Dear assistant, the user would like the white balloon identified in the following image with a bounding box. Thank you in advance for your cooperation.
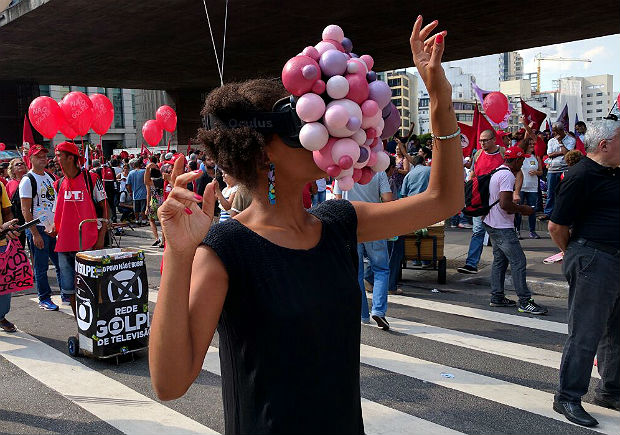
[351,129,367,145]
[361,110,382,129]
[324,99,363,138]
[299,122,329,151]
[326,75,350,100]
[371,151,390,172]
[337,167,355,179]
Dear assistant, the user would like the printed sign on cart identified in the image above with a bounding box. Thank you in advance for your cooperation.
[75,254,149,357]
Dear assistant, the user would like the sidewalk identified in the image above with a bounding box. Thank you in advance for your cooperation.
[400,221,569,299]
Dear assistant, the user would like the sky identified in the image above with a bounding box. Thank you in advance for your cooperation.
[407,34,620,93]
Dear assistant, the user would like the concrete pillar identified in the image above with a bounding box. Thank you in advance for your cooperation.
[166,89,209,152]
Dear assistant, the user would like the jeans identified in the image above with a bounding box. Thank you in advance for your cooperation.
[0,245,10,320]
[358,241,389,319]
[556,242,620,403]
[26,227,63,301]
[311,190,327,207]
[57,252,77,295]
[515,191,538,232]
[364,237,405,293]
[483,224,531,304]
[544,171,563,216]
[451,212,470,226]
[465,216,486,268]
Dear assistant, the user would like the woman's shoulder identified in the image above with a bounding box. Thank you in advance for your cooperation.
[310,199,357,228]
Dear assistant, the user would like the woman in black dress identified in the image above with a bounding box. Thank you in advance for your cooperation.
[150,17,462,434]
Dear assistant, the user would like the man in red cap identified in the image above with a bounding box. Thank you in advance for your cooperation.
[52,141,108,314]
[20,144,63,311]
[483,146,547,315]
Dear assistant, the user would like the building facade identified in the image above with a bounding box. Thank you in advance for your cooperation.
[134,89,178,149]
[562,74,615,123]
[499,52,524,81]
[377,70,419,137]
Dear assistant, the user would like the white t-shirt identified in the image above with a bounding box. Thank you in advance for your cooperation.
[546,135,576,173]
[315,178,327,192]
[19,171,57,224]
[520,155,539,193]
[483,166,516,229]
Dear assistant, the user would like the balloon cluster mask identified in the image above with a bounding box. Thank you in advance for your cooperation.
[281,24,400,190]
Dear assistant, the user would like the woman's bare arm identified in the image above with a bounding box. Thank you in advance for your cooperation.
[355,17,463,242]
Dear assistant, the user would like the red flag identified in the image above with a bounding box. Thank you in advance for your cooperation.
[545,120,552,135]
[166,138,171,153]
[458,122,475,158]
[534,136,547,157]
[520,100,547,131]
[22,115,35,169]
[575,135,586,155]
[186,139,191,156]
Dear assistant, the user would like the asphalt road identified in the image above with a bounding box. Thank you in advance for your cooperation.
[1,226,618,435]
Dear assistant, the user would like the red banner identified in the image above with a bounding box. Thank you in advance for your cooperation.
[0,240,34,295]
[520,100,547,131]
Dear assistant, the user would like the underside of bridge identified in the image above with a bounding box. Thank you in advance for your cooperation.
[1,0,618,146]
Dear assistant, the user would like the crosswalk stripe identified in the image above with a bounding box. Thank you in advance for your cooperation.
[359,344,620,435]
[201,346,466,435]
[0,331,219,435]
[387,294,568,334]
[383,316,599,379]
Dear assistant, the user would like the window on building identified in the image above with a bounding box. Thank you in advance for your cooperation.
[587,102,593,106]
[403,119,410,128]
[97,87,106,95]
[131,93,136,129]
[388,78,402,87]
[418,98,429,108]
[403,109,410,118]
[72,86,87,93]
[587,110,593,114]
[391,97,401,107]
[586,93,592,97]
[39,85,50,96]
[403,89,409,98]
[596,117,603,120]
[596,100,603,104]
[596,92,603,96]
[596,109,603,113]
[392,88,402,97]
[111,88,124,129]
[587,118,593,121]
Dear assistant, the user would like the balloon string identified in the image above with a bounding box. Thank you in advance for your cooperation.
[200,0,228,86]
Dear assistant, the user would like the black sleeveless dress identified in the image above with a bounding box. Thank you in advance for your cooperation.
[202,199,363,435]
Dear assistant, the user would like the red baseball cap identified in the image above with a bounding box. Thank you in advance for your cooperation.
[504,146,530,159]
[27,144,48,157]
[55,141,80,156]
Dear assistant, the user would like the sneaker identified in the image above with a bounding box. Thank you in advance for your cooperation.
[490,297,517,307]
[518,299,548,315]
[0,318,17,333]
[450,224,457,228]
[151,239,161,247]
[458,223,473,229]
[39,299,59,311]
[60,294,71,305]
[457,265,478,274]
[361,318,371,325]
[372,315,390,331]
[529,231,541,239]
[388,288,403,295]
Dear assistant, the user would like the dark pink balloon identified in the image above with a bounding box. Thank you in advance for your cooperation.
[381,104,401,139]
[345,73,369,105]
[282,55,320,96]
[28,96,63,139]
[352,168,362,183]
[156,105,177,132]
[90,94,114,136]
[60,92,94,136]
[142,119,163,146]
[358,167,374,185]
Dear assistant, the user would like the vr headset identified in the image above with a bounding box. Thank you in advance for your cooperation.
[203,96,304,148]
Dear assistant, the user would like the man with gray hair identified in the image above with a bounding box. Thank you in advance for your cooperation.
[549,118,620,427]
[540,122,576,220]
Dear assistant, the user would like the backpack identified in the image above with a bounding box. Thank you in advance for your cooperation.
[10,173,37,225]
[462,167,511,217]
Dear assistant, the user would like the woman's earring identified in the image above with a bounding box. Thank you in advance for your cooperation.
[267,163,276,205]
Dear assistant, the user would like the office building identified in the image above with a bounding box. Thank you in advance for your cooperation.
[559,74,614,124]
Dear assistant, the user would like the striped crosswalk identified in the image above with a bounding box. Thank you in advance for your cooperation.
[3,288,618,435]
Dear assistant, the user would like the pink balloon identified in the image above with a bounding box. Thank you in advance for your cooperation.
[296,93,326,122]
[315,41,337,56]
[361,100,379,117]
[483,92,509,124]
[338,155,354,170]
[326,165,342,178]
[28,96,63,139]
[371,151,390,172]
[345,73,369,105]
[326,75,349,99]
[365,128,377,139]
[282,55,320,96]
[351,129,367,145]
[381,104,401,139]
[322,25,345,43]
[358,167,374,185]
[331,138,360,164]
[58,115,77,139]
[367,151,378,168]
[90,94,115,136]
[60,92,94,136]
[156,105,177,132]
[312,80,326,95]
[352,168,363,183]
[324,104,349,129]
[142,119,163,146]
[322,38,345,53]
[337,176,355,191]
[313,138,337,171]
[299,122,329,151]
[360,55,374,70]
[302,46,320,61]
[368,80,392,109]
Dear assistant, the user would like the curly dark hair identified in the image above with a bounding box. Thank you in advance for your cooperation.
[196,78,288,188]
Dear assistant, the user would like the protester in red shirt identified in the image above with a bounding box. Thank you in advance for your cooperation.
[52,141,108,314]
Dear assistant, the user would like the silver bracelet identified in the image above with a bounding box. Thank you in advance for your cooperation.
[431,127,461,141]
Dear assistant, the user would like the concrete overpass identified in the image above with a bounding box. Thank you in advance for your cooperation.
[1,0,619,144]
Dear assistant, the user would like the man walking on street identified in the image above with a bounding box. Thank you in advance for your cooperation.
[20,144,63,310]
[334,171,393,330]
[549,118,620,427]
[126,159,147,225]
[483,146,547,315]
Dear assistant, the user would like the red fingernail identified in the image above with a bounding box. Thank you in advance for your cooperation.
[436,33,443,44]
[417,15,421,20]
[184,207,193,215]
[194,194,203,201]
[193,170,201,174]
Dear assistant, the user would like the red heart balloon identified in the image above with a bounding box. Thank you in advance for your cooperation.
[90,94,115,136]
[28,96,63,139]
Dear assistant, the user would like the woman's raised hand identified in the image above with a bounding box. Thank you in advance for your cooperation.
[157,155,217,254]
[410,16,451,101]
